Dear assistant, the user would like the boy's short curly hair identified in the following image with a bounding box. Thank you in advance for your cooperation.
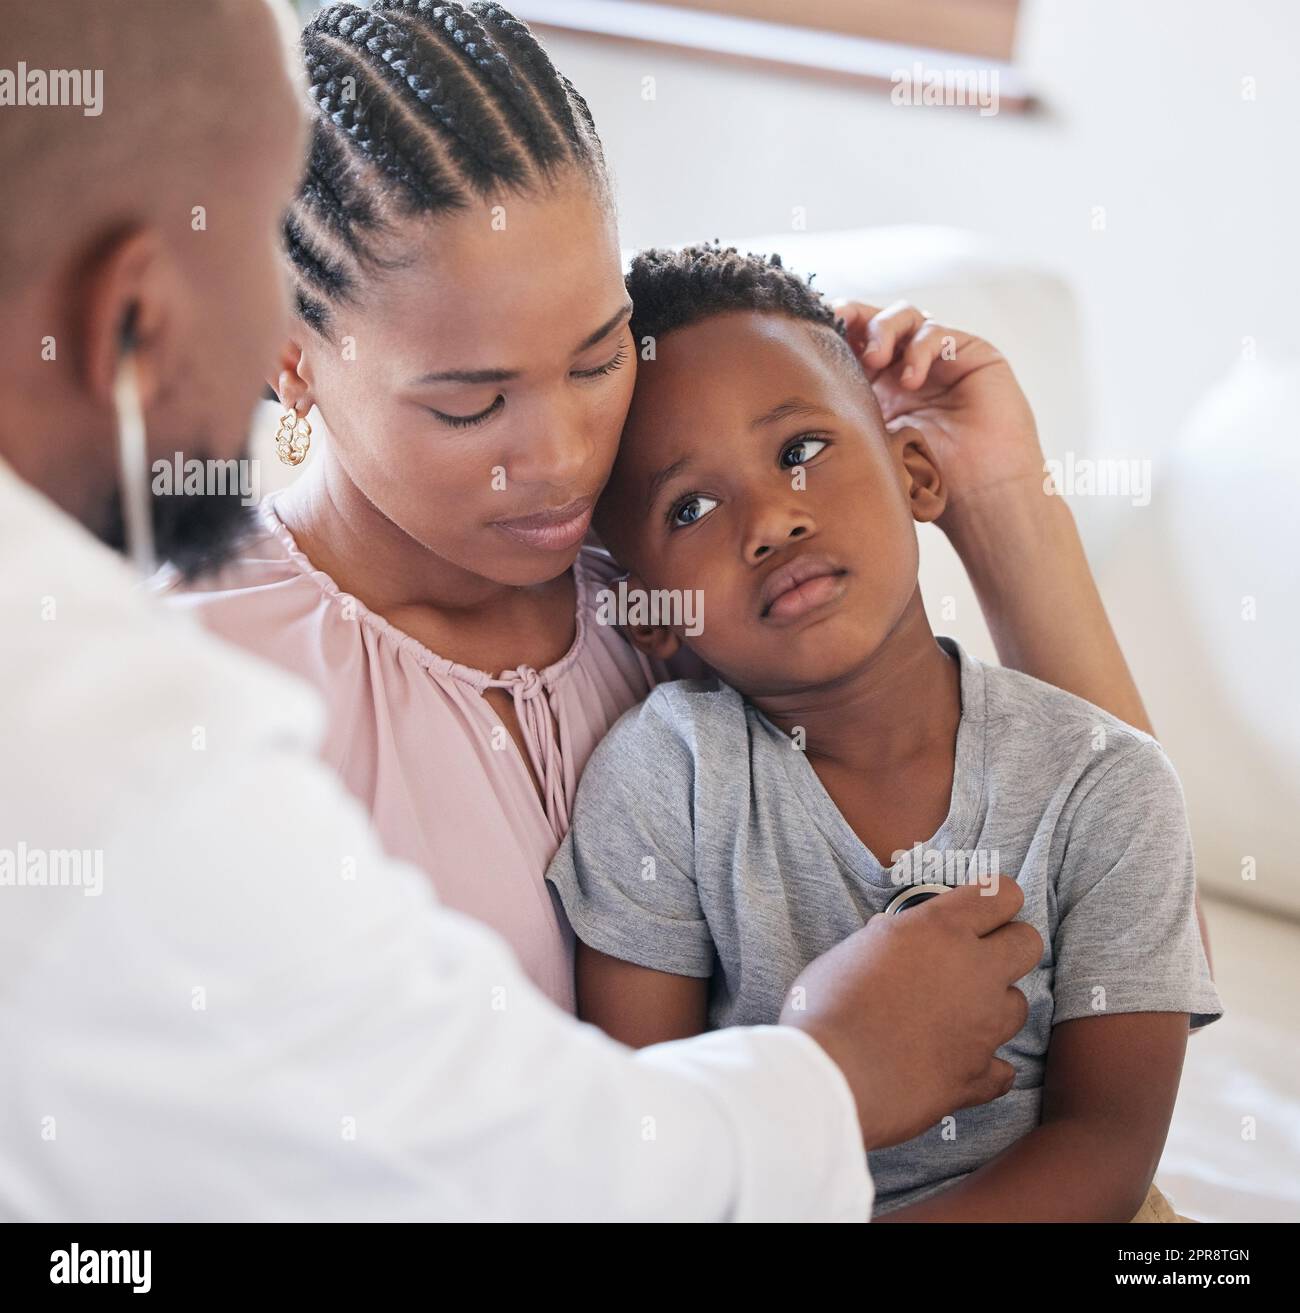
[625,240,847,347]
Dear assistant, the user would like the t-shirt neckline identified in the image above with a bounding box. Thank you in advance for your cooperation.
[759,636,988,889]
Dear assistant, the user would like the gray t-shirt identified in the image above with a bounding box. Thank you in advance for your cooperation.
[545,637,1223,1214]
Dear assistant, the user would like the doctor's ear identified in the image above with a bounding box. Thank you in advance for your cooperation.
[81,226,178,408]
[270,338,313,413]
[608,572,682,663]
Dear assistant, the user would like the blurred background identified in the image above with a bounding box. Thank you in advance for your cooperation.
[289,0,1300,1220]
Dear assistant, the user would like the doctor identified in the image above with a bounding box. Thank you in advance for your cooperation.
[0,0,1039,1221]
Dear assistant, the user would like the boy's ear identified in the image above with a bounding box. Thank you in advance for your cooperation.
[611,570,682,663]
[892,424,947,525]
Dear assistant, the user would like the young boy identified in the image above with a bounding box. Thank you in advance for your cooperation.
[545,243,1222,1221]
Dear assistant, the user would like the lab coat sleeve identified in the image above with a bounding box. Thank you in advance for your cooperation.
[8,726,871,1222]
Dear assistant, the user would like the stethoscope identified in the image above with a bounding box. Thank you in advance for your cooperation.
[882,881,956,916]
[112,310,158,580]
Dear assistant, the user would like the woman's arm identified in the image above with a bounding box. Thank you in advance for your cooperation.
[576,941,709,1047]
[945,487,1153,732]
[875,1011,1189,1222]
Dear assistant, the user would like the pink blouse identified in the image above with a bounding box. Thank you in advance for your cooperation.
[171,496,668,1012]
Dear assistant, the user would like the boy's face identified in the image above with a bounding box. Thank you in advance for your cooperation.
[595,310,944,697]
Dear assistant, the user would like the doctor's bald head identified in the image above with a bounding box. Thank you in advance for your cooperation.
[0,0,308,574]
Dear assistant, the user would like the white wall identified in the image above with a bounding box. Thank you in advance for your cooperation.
[545,0,1298,468]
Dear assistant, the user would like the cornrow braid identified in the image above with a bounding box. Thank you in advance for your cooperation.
[283,212,354,302]
[304,9,465,210]
[285,1,609,335]
[626,241,846,348]
[378,1,563,170]
[468,4,606,165]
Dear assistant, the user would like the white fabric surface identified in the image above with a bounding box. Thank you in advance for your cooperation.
[1159,898,1300,1222]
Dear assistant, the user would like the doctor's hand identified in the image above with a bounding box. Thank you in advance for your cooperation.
[831,299,1045,536]
[780,879,1041,1152]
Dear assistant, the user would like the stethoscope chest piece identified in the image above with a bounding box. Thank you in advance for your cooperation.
[883,882,956,916]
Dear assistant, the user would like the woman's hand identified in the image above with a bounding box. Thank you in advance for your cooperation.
[830,295,1147,724]
[831,299,1046,533]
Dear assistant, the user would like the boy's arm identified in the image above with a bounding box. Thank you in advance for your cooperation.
[545,692,720,1041]
[576,943,709,1047]
[879,736,1218,1223]
[874,1011,1188,1222]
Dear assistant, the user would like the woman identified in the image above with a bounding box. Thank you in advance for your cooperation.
[174,0,1167,1009]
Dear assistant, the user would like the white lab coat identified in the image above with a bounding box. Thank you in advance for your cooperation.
[0,459,872,1221]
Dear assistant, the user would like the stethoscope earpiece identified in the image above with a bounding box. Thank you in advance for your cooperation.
[112,315,157,579]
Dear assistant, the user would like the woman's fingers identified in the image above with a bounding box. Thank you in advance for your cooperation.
[896,318,951,388]
[829,299,877,357]
[832,298,941,376]
[861,299,929,369]
[831,298,986,393]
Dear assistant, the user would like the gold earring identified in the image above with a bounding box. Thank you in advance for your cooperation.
[275,406,312,467]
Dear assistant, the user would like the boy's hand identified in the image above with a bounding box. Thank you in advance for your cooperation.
[832,299,1045,529]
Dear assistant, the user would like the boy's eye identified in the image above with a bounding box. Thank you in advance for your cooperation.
[780,436,828,468]
[668,493,720,529]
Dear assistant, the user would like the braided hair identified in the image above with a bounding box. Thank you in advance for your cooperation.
[625,241,846,348]
[288,1,608,333]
